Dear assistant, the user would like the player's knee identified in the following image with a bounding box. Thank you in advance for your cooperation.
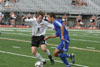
[32,51,36,55]
[53,52,58,57]
[42,49,46,52]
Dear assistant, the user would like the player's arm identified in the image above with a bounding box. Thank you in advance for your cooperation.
[22,16,26,22]
[22,16,34,22]
[44,21,54,29]
[47,23,54,29]
[44,34,57,40]
[25,18,35,22]
[61,25,64,40]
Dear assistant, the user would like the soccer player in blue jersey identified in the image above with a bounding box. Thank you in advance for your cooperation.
[44,13,75,67]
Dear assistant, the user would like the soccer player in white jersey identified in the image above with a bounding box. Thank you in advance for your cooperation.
[22,11,54,65]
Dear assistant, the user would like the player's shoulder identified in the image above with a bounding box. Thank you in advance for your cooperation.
[54,19,63,24]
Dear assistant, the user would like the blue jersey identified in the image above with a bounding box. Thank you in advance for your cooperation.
[53,19,70,41]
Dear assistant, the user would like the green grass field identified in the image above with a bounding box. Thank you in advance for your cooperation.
[0,28,100,67]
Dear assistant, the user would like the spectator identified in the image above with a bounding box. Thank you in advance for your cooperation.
[62,14,68,25]
[32,13,37,19]
[0,0,2,4]
[10,12,17,27]
[72,0,88,6]
[11,0,16,3]
[76,15,83,29]
[72,0,81,6]
[71,0,76,6]
[80,0,88,6]
[75,0,81,6]
[89,15,97,29]
[5,0,10,8]
[27,12,32,19]
[0,12,4,25]
[0,0,4,4]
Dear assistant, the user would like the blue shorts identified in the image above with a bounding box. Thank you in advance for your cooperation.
[57,40,70,52]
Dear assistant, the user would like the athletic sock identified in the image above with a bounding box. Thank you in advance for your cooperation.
[60,57,70,66]
[45,49,50,56]
[34,52,45,62]
[59,53,71,66]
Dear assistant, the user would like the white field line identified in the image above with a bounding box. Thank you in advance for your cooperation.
[1,32,100,44]
[70,34,100,39]
[1,27,100,31]
[2,31,100,39]
[71,39,100,43]
[2,32,31,36]
[86,47,95,50]
[0,37,100,53]
[0,37,30,43]
[12,46,21,49]
[51,46,100,53]
[0,28,30,30]
[16,30,32,32]
[68,29,100,32]
[0,50,89,67]
[1,27,100,33]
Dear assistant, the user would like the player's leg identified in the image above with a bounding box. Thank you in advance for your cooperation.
[31,46,46,64]
[53,48,71,67]
[54,41,73,67]
[31,36,46,64]
[58,41,72,58]
[41,44,50,55]
[63,40,75,64]
[41,44,54,65]
[32,46,45,61]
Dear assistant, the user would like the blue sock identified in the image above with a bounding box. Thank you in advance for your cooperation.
[59,53,71,67]
[59,53,72,58]
[60,57,70,67]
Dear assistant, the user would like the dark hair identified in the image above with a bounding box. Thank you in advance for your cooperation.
[37,11,44,17]
[48,13,56,18]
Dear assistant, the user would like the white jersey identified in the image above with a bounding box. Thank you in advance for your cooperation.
[25,18,54,36]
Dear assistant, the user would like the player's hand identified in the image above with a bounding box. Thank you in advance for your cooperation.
[61,36,64,40]
[44,36,49,40]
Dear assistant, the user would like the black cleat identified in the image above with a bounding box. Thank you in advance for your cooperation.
[42,61,46,65]
[48,55,54,65]
[70,53,75,64]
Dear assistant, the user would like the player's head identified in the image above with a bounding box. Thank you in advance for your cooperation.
[37,11,44,22]
[48,13,56,23]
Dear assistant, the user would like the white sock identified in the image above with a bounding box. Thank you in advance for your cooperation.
[34,52,45,62]
[45,49,51,56]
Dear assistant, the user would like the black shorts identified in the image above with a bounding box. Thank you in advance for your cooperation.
[31,35,46,47]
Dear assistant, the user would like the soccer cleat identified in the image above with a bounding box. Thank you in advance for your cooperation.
[70,53,75,64]
[42,61,46,65]
[67,65,71,67]
[48,55,54,65]
[41,59,46,65]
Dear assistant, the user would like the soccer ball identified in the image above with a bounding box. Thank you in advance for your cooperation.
[35,61,44,67]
